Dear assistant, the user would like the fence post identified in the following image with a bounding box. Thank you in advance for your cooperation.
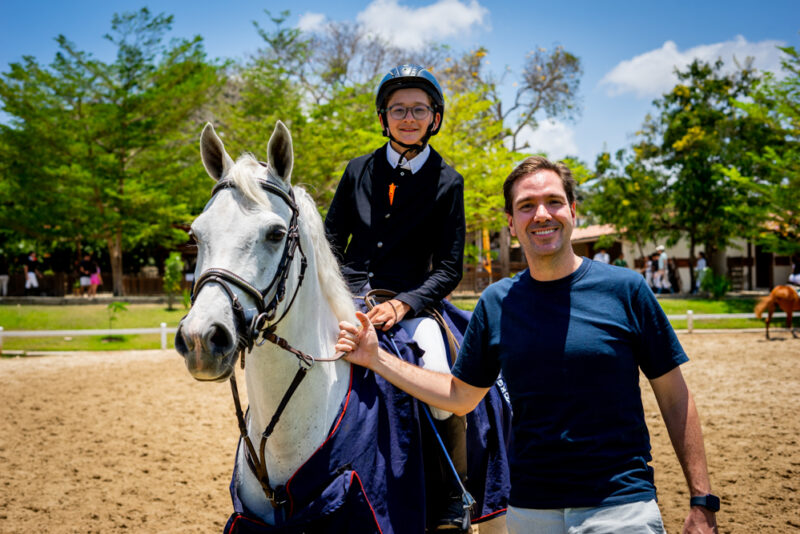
[687,310,693,334]
[0,326,3,355]
[160,322,167,350]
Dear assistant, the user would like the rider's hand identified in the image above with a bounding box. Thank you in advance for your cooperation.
[336,312,380,369]
[366,299,411,331]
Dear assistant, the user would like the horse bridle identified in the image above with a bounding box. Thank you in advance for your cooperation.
[189,172,345,509]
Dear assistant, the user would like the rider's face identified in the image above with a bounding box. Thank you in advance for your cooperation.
[382,88,440,150]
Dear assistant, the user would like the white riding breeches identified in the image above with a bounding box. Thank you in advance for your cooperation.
[398,316,453,420]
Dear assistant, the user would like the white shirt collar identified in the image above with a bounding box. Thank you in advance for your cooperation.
[386,143,430,174]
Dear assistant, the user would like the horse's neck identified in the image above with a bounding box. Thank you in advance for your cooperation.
[239,266,349,501]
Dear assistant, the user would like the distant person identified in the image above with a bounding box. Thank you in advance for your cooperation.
[694,252,708,293]
[23,251,41,296]
[593,247,610,264]
[655,246,671,294]
[79,254,94,297]
[789,253,800,286]
[89,259,102,298]
[643,253,656,289]
[0,254,9,297]
[613,252,628,268]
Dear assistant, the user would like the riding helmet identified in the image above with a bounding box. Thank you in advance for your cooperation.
[375,64,444,137]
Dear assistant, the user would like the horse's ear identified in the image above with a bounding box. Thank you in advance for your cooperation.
[200,123,235,181]
[267,121,293,185]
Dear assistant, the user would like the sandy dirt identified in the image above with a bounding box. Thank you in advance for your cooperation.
[1,332,798,533]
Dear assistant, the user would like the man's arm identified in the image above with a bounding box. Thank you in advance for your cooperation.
[336,312,490,416]
[650,366,718,534]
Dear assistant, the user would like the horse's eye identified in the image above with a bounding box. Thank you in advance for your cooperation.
[266,228,286,242]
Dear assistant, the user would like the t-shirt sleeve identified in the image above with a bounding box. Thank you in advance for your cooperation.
[451,298,501,388]
[632,278,688,379]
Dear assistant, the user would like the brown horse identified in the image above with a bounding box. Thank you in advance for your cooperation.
[754,285,800,339]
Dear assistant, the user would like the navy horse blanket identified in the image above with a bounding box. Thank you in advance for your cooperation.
[224,301,511,533]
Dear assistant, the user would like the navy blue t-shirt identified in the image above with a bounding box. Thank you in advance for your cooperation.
[452,258,688,509]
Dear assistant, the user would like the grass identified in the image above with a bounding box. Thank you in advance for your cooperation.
[1,295,773,354]
[0,303,185,354]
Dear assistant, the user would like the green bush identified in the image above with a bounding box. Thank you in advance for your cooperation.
[699,270,731,299]
[163,252,184,310]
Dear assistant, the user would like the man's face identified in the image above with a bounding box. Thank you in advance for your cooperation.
[506,170,576,262]
[382,88,440,148]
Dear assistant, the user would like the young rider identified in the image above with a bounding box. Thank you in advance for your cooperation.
[325,64,469,531]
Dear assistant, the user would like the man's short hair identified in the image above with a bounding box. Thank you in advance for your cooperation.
[503,156,576,214]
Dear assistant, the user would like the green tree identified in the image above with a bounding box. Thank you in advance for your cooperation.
[583,149,670,262]
[635,59,761,285]
[723,45,800,256]
[0,8,222,295]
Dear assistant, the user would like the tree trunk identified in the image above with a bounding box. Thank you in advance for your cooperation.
[499,227,510,279]
[688,236,696,292]
[107,231,124,296]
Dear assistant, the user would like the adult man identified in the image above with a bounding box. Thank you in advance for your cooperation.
[337,156,718,534]
[613,251,628,268]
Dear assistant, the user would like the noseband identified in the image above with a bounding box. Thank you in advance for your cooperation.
[188,172,344,510]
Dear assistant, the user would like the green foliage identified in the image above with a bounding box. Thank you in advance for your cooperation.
[163,252,184,310]
[0,8,223,294]
[699,270,732,299]
[106,300,129,330]
[583,148,668,259]
[594,234,616,251]
[722,45,800,256]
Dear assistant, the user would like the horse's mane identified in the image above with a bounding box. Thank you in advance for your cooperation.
[228,154,355,323]
[293,186,356,323]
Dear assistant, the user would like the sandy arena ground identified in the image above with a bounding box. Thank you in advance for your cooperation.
[1,331,798,533]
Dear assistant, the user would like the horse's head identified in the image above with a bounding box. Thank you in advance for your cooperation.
[175,121,298,381]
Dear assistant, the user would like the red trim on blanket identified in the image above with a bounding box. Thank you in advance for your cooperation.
[473,507,508,523]
[286,364,355,516]
[226,512,269,533]
[351,470,383,534]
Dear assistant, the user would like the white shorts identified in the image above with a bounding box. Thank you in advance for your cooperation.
[506,499,665,534]
[80,276,91,287]
[25,272,39,289]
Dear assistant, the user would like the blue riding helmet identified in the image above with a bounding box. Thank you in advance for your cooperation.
[375,64,445,138]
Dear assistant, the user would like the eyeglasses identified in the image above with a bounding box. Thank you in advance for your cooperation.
[387,104,433,121]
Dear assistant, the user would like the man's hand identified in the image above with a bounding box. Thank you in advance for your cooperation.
[683,507,717,534]
[336,312,380,369]
[366,299,410,331]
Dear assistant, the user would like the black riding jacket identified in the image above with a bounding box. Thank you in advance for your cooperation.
[324,144,465,313]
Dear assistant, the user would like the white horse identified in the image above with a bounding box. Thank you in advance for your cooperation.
[176,121,356,525]
[176,122,508,533]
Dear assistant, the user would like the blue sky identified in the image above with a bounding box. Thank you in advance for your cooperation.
[2,0,798,164]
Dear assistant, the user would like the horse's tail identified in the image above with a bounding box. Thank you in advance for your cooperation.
[754,294,774,320]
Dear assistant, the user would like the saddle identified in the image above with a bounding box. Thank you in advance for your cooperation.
[363,289,461,364]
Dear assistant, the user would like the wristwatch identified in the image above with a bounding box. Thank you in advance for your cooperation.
[690,494,720,512]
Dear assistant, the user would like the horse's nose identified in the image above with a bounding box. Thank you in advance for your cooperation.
[174,322,194,356]
[205,322,235,356]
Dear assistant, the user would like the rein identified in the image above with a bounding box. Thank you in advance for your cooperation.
[190,174,345,509]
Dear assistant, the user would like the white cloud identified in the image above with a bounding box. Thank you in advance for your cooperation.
[297,12,327,33]
[512,120,579,161]
[600,36,785,98]
[356,0,489,51]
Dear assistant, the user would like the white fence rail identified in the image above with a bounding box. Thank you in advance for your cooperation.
[0,323,177,352]
[0,311,791,353]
